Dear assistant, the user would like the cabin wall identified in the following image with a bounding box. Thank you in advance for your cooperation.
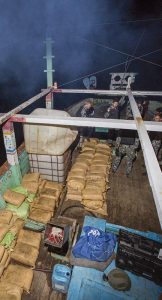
[0,143,30,194]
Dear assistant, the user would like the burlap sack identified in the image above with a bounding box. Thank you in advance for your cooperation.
[17,229,41,250]
[96,143,111,150]
[0,282,23,300]
[75,157,92,166]
[3,190,26,207]
[38,179,46,193]
[0,250,9,266]
[22,181,39,194]
[88,180,109,190]
[22,172,40,182]
[89,165,108,175]
[0,211,13,225]
[82,200,103,210]
[40,188,60,199]
[82,141,96,149]
[66,193,82,201]
[32,197,55,212]
[79,153,94,160]
[29,208,52,224]
[0,245,5,261]
[72,162,88,172]
[45,181,63,191]
[89,138,99,144]
[67,178,85,191]
[67,170,86,181]
[11,242,39,267]
[0,225,9,242]
[82,188,104,201]
[92,159,109,166]
[81,149,95,155]
[86,172,106,181]
[95,149,111,156]
[85,182,106,193]
[93,154,109,161]
[67,188,82,195]
[2,264,33,292]
[9,219,25,236]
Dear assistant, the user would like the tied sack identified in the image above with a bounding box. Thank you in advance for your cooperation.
[82,188,105,201]
[82,200,103,210]
[72,226,116,262]
[3,190,26,207]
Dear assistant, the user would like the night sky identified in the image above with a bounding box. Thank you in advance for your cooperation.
[0,0,162,165]
[0,0,162,111]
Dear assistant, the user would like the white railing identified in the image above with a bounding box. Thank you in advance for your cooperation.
[1,85,162,227]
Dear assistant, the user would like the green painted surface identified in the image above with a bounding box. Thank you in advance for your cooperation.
[0,149,30,195]
[95,127,109,133]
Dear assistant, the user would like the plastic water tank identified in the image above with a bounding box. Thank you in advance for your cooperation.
[52,264,72,293]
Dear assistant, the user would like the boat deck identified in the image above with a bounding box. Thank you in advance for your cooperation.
[22,149,161,300]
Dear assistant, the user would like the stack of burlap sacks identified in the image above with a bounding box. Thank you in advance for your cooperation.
[66,139,112,215]
[0,172,64,299]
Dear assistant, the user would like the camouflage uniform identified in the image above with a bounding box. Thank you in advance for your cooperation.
[152,140,161,157]
[112,136,139,175]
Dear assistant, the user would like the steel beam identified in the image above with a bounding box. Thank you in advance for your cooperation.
[11,114,162,132]
[54,88,162,97]
[127,88,162,228]
[0,87,53,125]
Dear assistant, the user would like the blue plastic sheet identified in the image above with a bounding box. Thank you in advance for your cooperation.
[72,226,116,262]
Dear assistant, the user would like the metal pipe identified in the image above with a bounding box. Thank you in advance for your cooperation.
[54,88,162,97]
[127,88,162,228]
[11,114,162,132]
[0,87,53,125]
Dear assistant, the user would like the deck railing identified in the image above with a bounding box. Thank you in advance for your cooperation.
[0,84,162,227]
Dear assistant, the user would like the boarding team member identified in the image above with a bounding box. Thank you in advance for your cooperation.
[150,113,162,157]
[112,130,139,176]
[80,100,94,139]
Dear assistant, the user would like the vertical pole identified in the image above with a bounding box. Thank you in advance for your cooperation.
[2,120,22,186]
[43,37,55,109]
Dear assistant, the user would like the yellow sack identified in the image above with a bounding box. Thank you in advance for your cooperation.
[67,170,86,181]
[82,188,104,201]
[0,282,23,300]
[40,188,60,199]
[89,165,108,175]
[29,208,52,224]
[0,211,13,225]
[67,178,85,191]
[17,229,41,250]
[22,181,39,194]
[82,200,103,210]
[11,242,39,268]
[2,264,33,292]
[45,181,63,191]
[96,143,111,150]
[3,190,26,207]
[32,197,56,212]
[22,172,40,182]
[0,225,10,243]
[86,172,106,181]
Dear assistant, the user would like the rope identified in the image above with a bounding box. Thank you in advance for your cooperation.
[92,16,162,26]
[59,46,162,87]
[75,37,162,68]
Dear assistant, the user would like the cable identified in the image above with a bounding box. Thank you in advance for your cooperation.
[59,46,162,87]
[75,37,162,68]
[120,29,146,88]
[92,16,162,26]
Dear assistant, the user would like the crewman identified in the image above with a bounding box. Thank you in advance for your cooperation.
[79,99,94,139]
[112,129,139,176]
[150,113,162,157]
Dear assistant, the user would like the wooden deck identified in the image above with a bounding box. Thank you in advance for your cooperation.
[22,149,161,300]
[107,150,161,233]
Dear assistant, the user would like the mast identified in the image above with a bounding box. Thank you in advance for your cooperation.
[43,37,55,108]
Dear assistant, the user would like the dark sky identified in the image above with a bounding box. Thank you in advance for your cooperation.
[0,0,162,111]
